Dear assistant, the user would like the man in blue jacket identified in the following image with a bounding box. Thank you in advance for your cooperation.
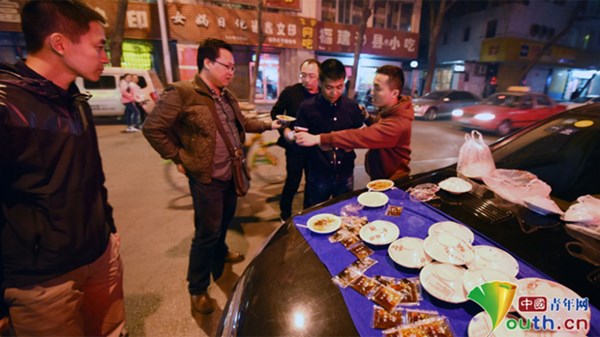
[0,1,125,335]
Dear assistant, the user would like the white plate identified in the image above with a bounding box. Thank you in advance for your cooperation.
[468,312,524,337]
[420,262,468,303]
[423,233,475,265]
[514,278,590,335]
[388,237,432,269]
[467,245,520,277]
[367,179,394,192]
[275,114,296,122]
[523,196,564,216]
[357,191,389,208]
[428,221,475,244]
[306,213,341,234]
[463,268,517,293]
[438,177,472,194]
[359,220,399,245]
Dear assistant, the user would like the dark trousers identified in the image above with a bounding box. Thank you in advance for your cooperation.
[305,173,354,208]
[123,102,140,127]
[279,149,310,220]
[187,177,237,295]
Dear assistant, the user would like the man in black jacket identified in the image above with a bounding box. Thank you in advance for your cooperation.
[0,1,125,335]
[270,59,320,221]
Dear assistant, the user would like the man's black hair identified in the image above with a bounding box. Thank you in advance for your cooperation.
[21,0,106,53]
[196,38,233,72]
[376,65,405,91]
[319,59,346,82]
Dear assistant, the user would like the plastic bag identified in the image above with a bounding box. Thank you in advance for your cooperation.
[482,169,551,206]
[563,195,600,225]
[457,130,496,179]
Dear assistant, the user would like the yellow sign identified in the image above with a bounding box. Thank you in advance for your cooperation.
[574,120,594,128]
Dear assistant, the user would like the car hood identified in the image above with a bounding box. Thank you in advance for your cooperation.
[459,104,513,116]
[412,98,438,105]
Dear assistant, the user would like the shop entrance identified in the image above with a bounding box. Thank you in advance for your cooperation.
[250,53,280,103]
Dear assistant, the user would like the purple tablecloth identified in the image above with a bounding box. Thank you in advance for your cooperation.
[294,188,599,336]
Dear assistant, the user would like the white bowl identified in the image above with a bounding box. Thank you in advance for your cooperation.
[388,237,432,269]
[438,177,473,194]
[357,191,389,208]
[306,213,341,234]
[359,220,399,245]
[367,179,394,192]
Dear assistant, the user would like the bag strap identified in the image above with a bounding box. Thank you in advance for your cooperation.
[208,105,242,159]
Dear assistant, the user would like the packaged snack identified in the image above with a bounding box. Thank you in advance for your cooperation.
[350,257,378,272]
[370,285,404,312]
[382,316,454,337]
[372,305,404,330]
[350,275,381,297]
[349,242,374,259]
[341,215,369,235]
[340,234,361,249]
[340,202,364,217]
[385,205,404,217]
[331,266,363,288]
[328,228,352,243]
[405,308,439,323]
[375,276,422,305]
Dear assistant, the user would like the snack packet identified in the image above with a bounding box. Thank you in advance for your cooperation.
[385,205,404,217]
[375,276,422,305]
[372,305,404,330]
[350,275,381,297]
[349,242,374,259]
[382,316,454,337]
[350,257,378,272]
[331,266,363,288]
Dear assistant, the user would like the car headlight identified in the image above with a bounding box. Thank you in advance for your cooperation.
[452,109,463,117]
[474,112,496,121]
[414,104,421,109]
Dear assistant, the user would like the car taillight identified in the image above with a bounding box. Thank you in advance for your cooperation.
[150,92,159,102]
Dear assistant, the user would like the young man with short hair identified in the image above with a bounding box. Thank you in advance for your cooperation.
[270,59,320,221]
[0,1,125,335]
[296,65,414,180]
[294,59,364,207]
[143,38,281,315]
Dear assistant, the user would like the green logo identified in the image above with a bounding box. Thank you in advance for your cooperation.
[468,281,518,334]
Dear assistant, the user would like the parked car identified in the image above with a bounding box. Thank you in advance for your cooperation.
[218,104,600,336]
[452,89,566,136]
[565,95,600,110]
[75,67,164,117]
[413,90,481,121]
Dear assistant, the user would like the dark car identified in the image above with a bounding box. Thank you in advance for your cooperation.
[452,89,567,136]
[413,90,481,121]
[219,104,600,336]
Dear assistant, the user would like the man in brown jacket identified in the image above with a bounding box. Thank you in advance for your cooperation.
[143,38,280,315]
[296,65,414,180]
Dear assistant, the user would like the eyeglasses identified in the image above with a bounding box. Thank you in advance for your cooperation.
[299,73,318,80]
[213,60,236,73]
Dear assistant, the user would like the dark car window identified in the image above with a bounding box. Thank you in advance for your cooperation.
[482,93,520,108]
[492,115,600,201]
[83,75,116,90]
[520,96,533,109]
[453,91,478,101]
[421,91,448,100]
[536,95,551,106]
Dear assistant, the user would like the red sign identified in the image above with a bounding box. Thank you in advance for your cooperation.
[518,296,547,312]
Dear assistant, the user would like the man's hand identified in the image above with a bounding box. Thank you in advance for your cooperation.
[271,120,283,130]
[295,132,320,147]
[283,127,295,143]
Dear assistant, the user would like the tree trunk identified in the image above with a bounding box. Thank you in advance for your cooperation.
[110,0,128,67]
[423,0,454,94]
[248,0,265,105]
[517,0,586,84]
[348,0,374,100]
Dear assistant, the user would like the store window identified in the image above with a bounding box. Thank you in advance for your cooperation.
[331,0,414,31]
[463,27,471,42]
[486,20,498,38]
[250,53,280,102]
[322,0,336,22]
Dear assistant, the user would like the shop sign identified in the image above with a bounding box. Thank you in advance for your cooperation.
[86,0,161,40]
[227,0,301,11]
[166,3,315,50]
[0,0,22,32]
[314,22,418,59]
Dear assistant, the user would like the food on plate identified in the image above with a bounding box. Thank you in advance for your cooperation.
[367,179,395,191]
[313,217,335,230]
[358,191,389,207]
[438,177,472,194]
[306,213,341,234]
[276,114,296,122]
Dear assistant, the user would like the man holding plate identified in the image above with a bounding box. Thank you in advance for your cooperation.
[296,65,414,181]
[270,59,320,221]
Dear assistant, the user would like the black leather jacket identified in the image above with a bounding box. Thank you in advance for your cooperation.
[0,61,114,288]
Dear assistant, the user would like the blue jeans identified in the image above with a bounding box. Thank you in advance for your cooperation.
[187,177,237,294]
[305,173,354,208]
[123,102,140,127]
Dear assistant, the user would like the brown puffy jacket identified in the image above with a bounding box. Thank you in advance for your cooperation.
[143,74,271,183]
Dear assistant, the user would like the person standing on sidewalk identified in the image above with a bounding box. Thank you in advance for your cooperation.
[120,73,140,132]
[129,74,148,123]
[296,65,414,180]
[294,59,364,207]
[0,1,125,335]
[143,38,281,315]
[270,59,320,221]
